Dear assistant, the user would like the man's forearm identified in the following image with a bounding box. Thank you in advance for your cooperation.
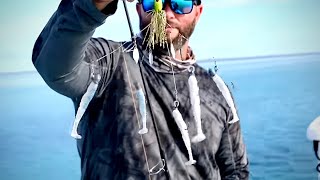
[216,114,249,179]
[32,0,117,98]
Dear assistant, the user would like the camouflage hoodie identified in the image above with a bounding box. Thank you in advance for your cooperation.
[32,0,249,179]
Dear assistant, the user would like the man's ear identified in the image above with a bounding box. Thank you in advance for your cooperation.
[195,5,203,23]
[136,2,142,15]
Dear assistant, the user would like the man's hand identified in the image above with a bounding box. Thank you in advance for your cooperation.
[94,0,113,11]
[94,0,135,11]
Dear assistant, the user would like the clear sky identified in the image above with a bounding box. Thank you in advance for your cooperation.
[0,0,319,72]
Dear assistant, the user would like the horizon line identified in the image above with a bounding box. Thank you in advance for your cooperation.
[1,51,320,74]
[199,51,320,63]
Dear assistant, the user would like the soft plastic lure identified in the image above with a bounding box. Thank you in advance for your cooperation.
[188,73,206,143]
[172,108,196,165]
[137,88,148,134]
[71,75,101,139]
[133,46,139,64]
[212,74,240,124]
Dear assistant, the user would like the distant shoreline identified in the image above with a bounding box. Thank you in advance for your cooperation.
[200,52,320,63]
[1,52,320,74]
[0,70,38,76]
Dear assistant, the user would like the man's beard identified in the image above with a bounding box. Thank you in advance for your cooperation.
[139,18,196,51]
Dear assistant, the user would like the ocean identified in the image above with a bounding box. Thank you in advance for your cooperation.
[0,54,319,179]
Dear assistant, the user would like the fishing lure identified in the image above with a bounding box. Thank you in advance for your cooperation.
[172,108,196,165]
[133,47,140,64]
[212,74,240,124]
[144,0,167,50]
[137,88,148,134]
[71,74,101,139]
[132,39,140,64]
[188,69,206,143]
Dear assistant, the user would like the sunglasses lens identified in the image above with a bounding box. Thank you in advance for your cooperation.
[142,0,194,14]
[170,0,193,14]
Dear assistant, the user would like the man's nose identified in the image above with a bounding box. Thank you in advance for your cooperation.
[163,3,175,19]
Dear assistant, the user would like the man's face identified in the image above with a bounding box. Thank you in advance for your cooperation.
[136,1,203,50]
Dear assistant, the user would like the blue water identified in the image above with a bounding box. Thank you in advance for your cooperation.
[0,54,319,179]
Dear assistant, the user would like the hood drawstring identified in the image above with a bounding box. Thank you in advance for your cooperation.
[148,51,154,65]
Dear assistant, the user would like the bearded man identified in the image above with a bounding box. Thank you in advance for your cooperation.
[32,0,249,179]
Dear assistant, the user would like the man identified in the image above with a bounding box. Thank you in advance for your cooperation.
[32,0,249,179]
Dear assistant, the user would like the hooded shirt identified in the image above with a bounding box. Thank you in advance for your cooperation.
[32,0,249,179]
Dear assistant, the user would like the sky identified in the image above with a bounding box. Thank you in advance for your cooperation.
[0,0,319,72]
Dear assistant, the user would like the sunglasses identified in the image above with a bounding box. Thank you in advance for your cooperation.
[140,0,201,15]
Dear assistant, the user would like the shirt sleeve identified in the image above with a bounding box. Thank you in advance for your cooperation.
[32,0,119,98]
[215,107,250,179]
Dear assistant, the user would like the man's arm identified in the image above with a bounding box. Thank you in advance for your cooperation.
[216,108,250,179]
[32,0,119,98]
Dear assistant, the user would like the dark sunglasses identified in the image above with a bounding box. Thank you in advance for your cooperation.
[139,0,201,15]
